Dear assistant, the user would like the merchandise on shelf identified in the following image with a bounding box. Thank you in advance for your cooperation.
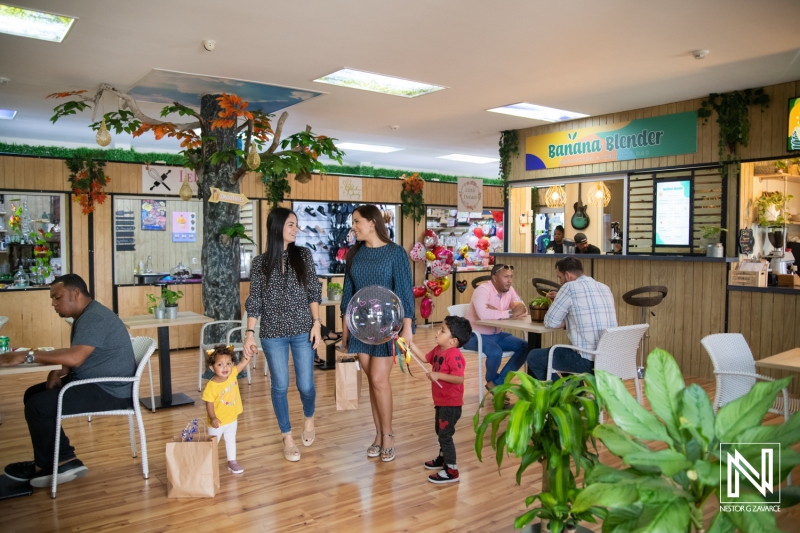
[424,207,504,268]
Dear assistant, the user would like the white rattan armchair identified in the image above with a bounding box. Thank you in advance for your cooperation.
[51,336,156,498]
[448,304,516,402]
[547,324,648,421]
[198,317,251,391]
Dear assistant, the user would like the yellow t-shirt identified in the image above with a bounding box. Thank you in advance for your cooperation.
[201,373,243,426]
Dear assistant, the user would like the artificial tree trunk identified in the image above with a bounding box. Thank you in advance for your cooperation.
[199,94,241,329]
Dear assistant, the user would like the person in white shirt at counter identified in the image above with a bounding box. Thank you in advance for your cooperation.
[526,257,617,381]
[463,264,529,394]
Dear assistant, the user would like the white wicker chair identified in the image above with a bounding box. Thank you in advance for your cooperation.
[547,324,648,421]
[198,317,252,391]
[701,333,799,420]
[51,336,156,498]
[448,303,515,402]
[225,311,267,377]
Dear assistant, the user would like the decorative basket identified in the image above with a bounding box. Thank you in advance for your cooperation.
[754,162,776,175]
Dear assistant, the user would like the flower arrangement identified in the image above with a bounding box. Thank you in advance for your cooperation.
[65,153,110,214]
[400,172,425,223]
[31,229,53,276]
[8,203,21,233]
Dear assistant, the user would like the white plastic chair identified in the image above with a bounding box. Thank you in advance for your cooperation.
[198,317,252,391]
[701,333,799,421]
[547,324,649,421]
[51,336,156,498]
[448,303,515,402]
[225,311,267,377]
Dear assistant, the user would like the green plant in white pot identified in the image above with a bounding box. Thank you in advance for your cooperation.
[572,348,800,532]
[327,282,343,300]
[754,191,793,228]
[161,287,184,319]
[474,372,605,532]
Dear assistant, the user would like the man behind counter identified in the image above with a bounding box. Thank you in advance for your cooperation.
[574,232,601,254]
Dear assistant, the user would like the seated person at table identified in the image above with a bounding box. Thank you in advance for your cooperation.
[545,225,565,253]
[526,257,617,381]
[0,274,136,488]
[464,264,528,393]
[574,232,602,254]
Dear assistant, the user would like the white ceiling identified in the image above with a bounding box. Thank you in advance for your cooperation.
[1,0,799,179]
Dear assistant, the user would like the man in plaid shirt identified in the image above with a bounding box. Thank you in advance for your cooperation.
[527,257,617,380]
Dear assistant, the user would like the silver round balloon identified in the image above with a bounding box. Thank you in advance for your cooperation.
[345,285,406,345]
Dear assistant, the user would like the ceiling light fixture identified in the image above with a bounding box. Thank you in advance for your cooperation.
[437,154,499,164]
[0,108,16,119]
[336,142,403,153]
[587,181,611,207]
[0,4,76,43]
[488,102,589,122]
[545,185,566,208]
[314,68,446,98]
[692,49,709,60]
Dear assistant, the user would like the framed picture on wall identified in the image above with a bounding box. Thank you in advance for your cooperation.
[788,96,800,152]
[141,199,166,231]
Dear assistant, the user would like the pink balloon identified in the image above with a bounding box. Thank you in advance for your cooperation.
[435,247,454,266]
[474,227,483,239]
[496,227,504,240]
[420,297,433,319]
[467,235,479,249]
[409,242,427,262]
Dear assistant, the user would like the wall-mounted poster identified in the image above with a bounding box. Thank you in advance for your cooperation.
[788,96,800,151]
[141,199,167,231]
[172,211,197,242]
[457,178,483,213]
[339,176,362,201]
[654,180,692,246]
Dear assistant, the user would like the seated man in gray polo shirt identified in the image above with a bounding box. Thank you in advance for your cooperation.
[0,274,136,488]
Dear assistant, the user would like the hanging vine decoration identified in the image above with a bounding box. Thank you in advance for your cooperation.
[400,173,426,223]
[697,88,770,179]
[65,152,110,214]
[498,130,519,186]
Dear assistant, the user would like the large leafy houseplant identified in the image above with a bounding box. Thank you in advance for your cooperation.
[572,349,800,532]
[474,372,605,532]
[754,191,794,228]
[400,172,426,223]
[65,152,110,214]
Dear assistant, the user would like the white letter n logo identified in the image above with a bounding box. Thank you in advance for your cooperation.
[721,443,780,504]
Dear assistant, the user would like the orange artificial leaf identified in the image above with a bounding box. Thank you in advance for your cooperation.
[46,90,87,99]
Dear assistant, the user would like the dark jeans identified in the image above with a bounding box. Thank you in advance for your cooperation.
[526,347,594,381]
[24,376,132,469]
[434,406,461,466]
[463,332,528,386]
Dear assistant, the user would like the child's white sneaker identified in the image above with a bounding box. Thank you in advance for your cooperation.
[227,461,244,474]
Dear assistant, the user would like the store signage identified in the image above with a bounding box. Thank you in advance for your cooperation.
[525,112,697,170]
[457,178,483,213]
[654,180,691,246]
[141,165,198,196]
[339,176,363,201]
[788,96,800,151]
[208,188,248,205]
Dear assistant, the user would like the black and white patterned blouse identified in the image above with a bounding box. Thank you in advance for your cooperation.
[245,246,322,339]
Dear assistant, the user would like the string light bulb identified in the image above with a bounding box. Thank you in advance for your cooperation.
[587,181,611,207]
[246,143,260,170]
[545,185,566,208]
[95,118,112,147]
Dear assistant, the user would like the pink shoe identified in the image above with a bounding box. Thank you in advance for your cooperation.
[227,460,244,474]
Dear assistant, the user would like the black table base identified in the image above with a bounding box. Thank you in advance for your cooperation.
[139,325,195,411]
[318,304,338,370]
[140,392,195,410]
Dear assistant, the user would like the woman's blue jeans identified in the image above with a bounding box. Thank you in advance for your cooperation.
[261,333,316,434]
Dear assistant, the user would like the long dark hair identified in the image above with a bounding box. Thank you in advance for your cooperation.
[263,207,308,289]
[345,205,393,275]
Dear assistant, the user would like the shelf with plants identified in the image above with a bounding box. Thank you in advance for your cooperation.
[758,173,800,183]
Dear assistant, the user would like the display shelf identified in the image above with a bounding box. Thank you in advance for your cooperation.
[758,173,800,183]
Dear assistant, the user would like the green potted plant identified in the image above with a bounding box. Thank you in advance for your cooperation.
[327,282,343,301]
[474,372,604,532]
[529,296,551,322]
[161,287,184,319]
[754,191,793,228]
[700,226,727,257]
[220,223,255,246]
[146,293,164,319]
[572,348,800,532]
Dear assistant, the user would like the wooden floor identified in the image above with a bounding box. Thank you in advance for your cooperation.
[0,327,797,532]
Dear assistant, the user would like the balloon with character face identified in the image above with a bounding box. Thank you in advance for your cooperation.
[409,242,427,262]
[430,259,452,278]
[345,286,406,345]
[423,229,438,250]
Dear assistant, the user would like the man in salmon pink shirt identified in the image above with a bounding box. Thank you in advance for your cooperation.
[463,264,528,393]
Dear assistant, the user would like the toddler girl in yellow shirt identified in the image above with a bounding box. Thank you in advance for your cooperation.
[202,344,250,474]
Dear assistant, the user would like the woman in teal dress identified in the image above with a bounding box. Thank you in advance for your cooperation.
[340,205,414,463]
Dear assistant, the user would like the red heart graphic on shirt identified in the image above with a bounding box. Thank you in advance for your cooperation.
[439,419,449,430]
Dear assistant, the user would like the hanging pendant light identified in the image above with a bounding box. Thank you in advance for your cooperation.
[246,143,260,170]
[545,185,566,208]
[587,181,611,207]
[95,118,112,147]
[179,178,193,201]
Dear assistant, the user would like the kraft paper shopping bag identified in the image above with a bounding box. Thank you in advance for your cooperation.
[165,434,220,498]
[335,357,362,410]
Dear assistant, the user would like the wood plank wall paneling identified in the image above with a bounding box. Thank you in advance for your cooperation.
[70,195,89,280]
[508,256,728,379]
[728,290,800,395]
[92,198,113,308]
[509,186,532,254]
[0,288,72,349]
[509,80,800,183]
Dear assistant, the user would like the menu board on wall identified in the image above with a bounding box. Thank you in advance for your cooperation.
[654,180,692,246]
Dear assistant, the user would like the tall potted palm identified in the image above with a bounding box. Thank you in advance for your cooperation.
[474,372,604,532]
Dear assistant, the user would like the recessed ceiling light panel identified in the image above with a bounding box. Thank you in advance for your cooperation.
[488,102,589,122]
[437,154,499,164]
[0,108,17,120]
[0,4,76,43]
[314,68,446,98]
[336,142,404,153]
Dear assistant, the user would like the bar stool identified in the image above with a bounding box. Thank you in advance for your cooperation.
[622,285,668,378]
[531,277,560,297]
[472,275,491,288]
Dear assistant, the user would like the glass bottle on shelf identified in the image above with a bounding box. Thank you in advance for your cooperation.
[20,201,32,244]
[13,265,29,288]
